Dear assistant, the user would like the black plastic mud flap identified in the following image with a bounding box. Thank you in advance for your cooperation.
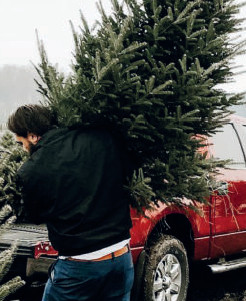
[131,250,146,301]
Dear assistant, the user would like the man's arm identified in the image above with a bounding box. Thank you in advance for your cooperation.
[17,163,51,224]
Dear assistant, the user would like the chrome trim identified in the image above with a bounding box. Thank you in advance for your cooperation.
[211,230,246,238]
[208,257,246,273]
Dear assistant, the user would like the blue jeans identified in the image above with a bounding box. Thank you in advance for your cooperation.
[42,251,134,301]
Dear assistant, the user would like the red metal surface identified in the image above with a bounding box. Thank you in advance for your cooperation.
[130,201,212,261]
[194,237,211,260]
[210,169,246,258]
[206,121,246,258]
[34,241,58,259]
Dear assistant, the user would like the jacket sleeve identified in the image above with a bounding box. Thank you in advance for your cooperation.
[17,161,53,224]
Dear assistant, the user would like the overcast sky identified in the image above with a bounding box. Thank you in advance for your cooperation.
[0,0,245,92]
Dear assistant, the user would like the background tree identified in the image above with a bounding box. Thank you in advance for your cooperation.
[0,205,25,301]
[35,0,245,212]
[0,133,26,300]
[0,133,27,220]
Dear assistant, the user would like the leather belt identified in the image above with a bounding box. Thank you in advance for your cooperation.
[65,245,129,262]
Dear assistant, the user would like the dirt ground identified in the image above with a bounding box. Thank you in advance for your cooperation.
[188,266,246,301]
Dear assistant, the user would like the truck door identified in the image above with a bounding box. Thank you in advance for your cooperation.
[209,123,246,258]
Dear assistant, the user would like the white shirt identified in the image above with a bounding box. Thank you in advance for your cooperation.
[59,239,130,260]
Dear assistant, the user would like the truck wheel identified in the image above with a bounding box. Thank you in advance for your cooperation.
[143,235,189,301]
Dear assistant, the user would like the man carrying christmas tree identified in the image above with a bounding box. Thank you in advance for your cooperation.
[7,104,134,301]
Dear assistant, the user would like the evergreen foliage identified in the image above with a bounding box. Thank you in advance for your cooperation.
[0,215,25,300]
[35,0,245,212]
[0,133,27,220]
[0,133,26,300]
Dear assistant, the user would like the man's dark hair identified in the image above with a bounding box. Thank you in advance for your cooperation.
[7,104,57,137]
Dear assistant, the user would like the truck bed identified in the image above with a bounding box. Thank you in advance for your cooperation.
[0,224,49,256]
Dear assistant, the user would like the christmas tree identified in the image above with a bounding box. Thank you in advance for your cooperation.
[0,133,27,220]
[0,133,26,300]
[0,205,25,301]
[35,0,245,212]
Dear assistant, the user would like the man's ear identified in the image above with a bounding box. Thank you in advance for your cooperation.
[27,133,41,144]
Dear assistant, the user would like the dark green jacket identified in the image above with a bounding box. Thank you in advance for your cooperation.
[17,128,132,255]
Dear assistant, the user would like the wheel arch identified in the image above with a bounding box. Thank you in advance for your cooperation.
[145,213,195,259]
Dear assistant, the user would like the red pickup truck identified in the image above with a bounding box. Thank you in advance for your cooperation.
[2,115,246,301]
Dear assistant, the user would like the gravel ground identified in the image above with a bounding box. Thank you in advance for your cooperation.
[188,266,246,301]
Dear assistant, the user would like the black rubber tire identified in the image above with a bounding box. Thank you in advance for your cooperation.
[143,235,189,301]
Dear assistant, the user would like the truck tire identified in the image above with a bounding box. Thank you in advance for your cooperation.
[143,235,189,301]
